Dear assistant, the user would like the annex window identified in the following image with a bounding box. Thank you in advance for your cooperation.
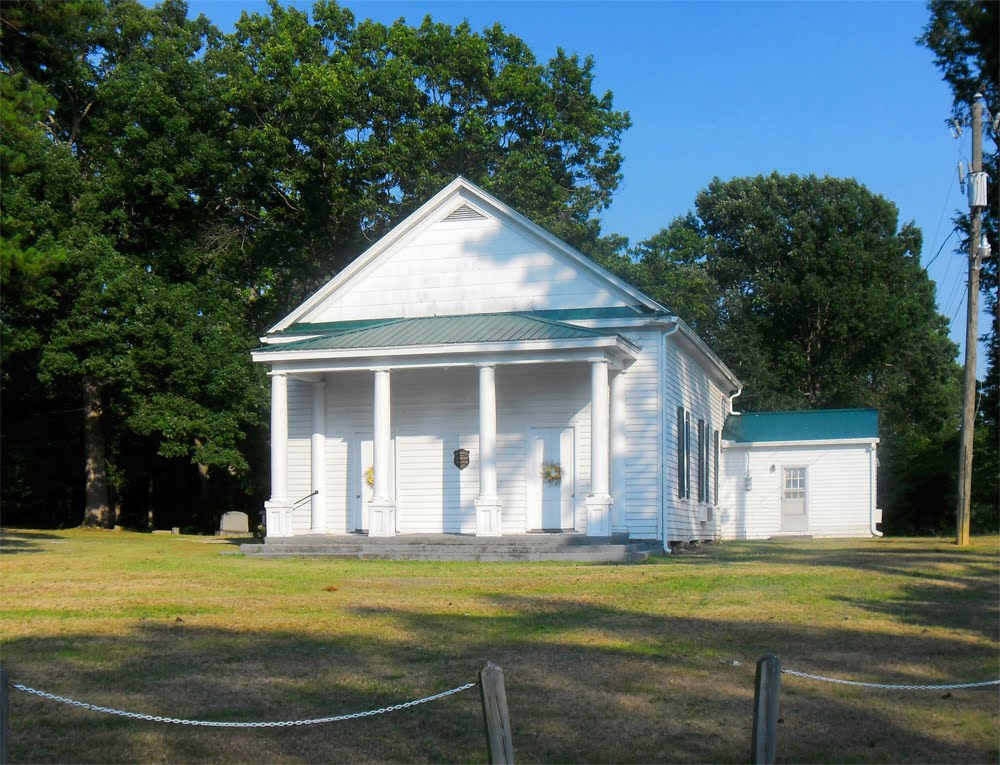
[783,467,807,499]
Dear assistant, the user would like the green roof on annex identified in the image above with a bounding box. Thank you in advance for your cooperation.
[257,310,652,353]
[722,408,879,443]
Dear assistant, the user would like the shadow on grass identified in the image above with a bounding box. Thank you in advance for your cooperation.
[0,529,63,554]
[671,539,1000,641]
[4,601,998,765]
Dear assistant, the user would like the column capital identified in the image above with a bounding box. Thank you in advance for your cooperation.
[372,367,391,375]
[476,362,497,370]
[269,370,288,378]
[587,357,610,366]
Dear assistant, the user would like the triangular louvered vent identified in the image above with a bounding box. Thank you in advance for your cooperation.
[443,204,487,222]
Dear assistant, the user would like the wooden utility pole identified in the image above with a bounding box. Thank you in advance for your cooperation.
[956,93,985,547]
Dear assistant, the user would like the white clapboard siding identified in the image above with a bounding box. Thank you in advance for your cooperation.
[661,335,731,543]
[619,330,661,539]
[301,215,631,323]
[497,434,527,534]
[718,443,875,539]
[286,378,314,534]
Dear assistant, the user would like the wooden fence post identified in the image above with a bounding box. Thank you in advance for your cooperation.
[479,662,514,765]
[1,666,9,765]
[751,655,781,765]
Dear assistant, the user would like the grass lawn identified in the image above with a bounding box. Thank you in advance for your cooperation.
[1,529,997,764]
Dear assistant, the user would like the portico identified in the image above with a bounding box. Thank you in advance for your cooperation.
[255,319,638,539]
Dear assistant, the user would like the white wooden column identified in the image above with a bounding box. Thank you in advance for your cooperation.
[369,368,396,536]
[610,368,628,533]
[475,364,502,536]
[310,378,326,534]
[586,359,613,536]
[264,371,293,538]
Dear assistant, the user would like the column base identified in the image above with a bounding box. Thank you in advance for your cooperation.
[475,497,503,537]
[264,499,294,539]
[586,494,614,537]
[368,498,397,537]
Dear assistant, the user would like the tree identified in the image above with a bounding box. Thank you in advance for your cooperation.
[635,174,962,532]
[2,0,266,529]
[1,0,631,529]
[920,0,999,533]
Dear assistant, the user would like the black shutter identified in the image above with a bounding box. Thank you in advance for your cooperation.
[685,411,692,499]
[677,406,685,498]
[697,419,705,502]
[713,429,720,506]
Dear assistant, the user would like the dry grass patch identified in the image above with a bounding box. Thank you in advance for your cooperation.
[1,530,997,764]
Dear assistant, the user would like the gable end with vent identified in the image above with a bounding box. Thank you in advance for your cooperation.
[443,203,487,222]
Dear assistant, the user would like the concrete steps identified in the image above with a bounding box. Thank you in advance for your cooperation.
[239,533,662,562]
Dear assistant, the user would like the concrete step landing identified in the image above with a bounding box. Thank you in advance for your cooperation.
[239,533,661,562]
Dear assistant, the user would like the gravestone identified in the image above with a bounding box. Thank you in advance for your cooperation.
[218,511,250,536]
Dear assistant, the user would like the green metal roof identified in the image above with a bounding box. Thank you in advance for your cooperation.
[258,313,619,353]
[274,306,666,337]
[722,409,879,443]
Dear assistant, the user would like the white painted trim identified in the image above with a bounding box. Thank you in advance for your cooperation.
[723,438,880,448]
[253,335,639,365]
[268,177,666,333]
[269,373,288,502]
[671,320,742,389]
[264,351,635,376]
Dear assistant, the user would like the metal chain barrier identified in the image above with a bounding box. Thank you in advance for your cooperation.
[9,680,478,728]
[782,668,1000,691]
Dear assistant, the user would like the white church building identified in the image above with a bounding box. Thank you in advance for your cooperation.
[252,178,881,548]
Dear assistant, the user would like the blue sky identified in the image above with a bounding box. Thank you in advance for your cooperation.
[183,0,989,373]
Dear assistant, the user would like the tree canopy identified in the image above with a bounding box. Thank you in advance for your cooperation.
[919,0,999,532]
[627,173,964,533]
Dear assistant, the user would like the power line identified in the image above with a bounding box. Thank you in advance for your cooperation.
[923,228,956,273]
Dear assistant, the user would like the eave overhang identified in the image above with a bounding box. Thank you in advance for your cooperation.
[252,335,641,374]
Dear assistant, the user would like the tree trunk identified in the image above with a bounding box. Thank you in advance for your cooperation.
[82,375,111,527]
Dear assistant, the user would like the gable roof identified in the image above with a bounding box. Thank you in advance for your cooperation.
[267,177,668,333]
[256,313,627,353]
[723,409,879,443]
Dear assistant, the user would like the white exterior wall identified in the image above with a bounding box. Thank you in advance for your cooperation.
[662,335,730,543]
[717,442,877,539]
[285,379,313,534]
[281,332,665,538]
[301,212,632,323]
[619,330,661,539]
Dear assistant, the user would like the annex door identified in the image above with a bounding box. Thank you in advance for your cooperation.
[527,427,575,531]
[780,466,808,532]
[353,435,395,533]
